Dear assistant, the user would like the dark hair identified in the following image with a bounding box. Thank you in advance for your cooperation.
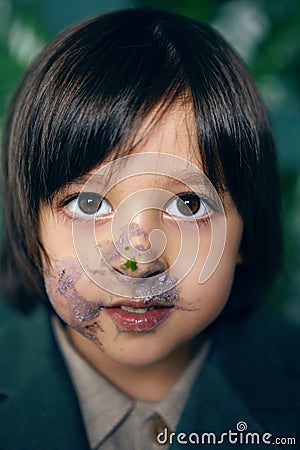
[0,8,282,315]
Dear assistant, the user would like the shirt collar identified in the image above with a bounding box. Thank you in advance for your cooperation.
[153,339,210,431]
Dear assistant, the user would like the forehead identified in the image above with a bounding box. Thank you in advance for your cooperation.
[103,106,203,191]
[105,103,202,168]
[55,104,207,199]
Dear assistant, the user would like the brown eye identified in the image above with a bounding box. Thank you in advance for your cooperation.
[66,192,112,217]
[177,193,202,216]
[166,193,208,218]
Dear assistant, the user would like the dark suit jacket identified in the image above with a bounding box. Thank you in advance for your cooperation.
[0,307,299,449]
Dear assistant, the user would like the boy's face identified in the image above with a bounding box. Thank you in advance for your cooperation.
[39,107,243,367]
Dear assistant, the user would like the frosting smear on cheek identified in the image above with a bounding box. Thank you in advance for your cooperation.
[44,259,103,326]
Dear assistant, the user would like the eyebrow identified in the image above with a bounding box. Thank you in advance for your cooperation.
[60,169,207,187]
[56,168,225,202]
[55,172,110,197]
[167,169,211,188]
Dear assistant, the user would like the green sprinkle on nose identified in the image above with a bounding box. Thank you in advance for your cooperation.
[120,258,137,271]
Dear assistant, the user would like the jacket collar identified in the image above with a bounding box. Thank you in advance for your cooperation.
[176,357,266,434]
[0,308,89,449]
[171,313,300,449]
[215,312,300,409]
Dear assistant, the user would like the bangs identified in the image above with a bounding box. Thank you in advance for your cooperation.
[7,8,263,208]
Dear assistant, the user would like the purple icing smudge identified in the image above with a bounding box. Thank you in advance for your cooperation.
[46,259,103,323]
[135,273,179,305]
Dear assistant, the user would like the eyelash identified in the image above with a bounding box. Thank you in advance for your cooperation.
[165,193,213,222]
[57,192,216,225]
[57,193,93,224]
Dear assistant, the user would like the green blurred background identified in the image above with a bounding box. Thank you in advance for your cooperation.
[0,0,299,320]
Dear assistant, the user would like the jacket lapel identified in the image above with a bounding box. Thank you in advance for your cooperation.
[0,308,90,450]
[172,314,300,449]
[172,359,268,449]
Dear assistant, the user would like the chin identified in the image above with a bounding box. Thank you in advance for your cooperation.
[98,334,180,368]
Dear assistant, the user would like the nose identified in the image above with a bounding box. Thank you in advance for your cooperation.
[117,258,166,279]
[114,210,168,278]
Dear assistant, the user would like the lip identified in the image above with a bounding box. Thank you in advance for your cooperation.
[104,302,174,332]
[107,298,171,308]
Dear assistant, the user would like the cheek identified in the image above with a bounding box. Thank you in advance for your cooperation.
[172,262,236,340]
[40,217,74,257]
[178,265,233,330]
[178,214,243,324]
[44,258,103,329]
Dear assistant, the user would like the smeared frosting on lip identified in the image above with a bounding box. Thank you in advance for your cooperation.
[136,272,179,305]
[44,250,180,330]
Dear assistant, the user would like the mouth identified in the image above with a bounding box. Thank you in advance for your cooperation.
[104,299,174,332]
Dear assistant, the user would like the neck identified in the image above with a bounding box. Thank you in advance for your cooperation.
[67,327,195,402]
